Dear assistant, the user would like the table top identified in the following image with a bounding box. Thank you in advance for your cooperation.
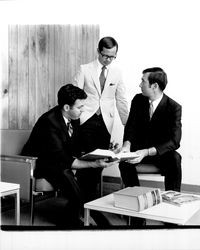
[84,193,200,225]
[0,181,20,194]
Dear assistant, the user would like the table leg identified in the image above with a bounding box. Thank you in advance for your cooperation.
[84,208,90,226]
[15,189,20,225]
[128,216,131,226]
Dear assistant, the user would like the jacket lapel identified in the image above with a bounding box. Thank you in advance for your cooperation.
[151,94,167,120]
[54,107,71,141]
[103,67,112,92]
[90,61,101,95]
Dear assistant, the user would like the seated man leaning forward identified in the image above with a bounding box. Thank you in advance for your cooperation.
[119,67,182,192]
[21,84,116,227]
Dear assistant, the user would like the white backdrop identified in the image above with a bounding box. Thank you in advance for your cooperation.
[100,1,200,185]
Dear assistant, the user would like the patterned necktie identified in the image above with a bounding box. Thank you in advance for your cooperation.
[149,101,154,120]
[67,121,73,137]
[99,66,107,92]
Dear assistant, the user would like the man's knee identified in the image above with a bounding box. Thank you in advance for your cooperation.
[163,151,181,166]
[169,151,182,170]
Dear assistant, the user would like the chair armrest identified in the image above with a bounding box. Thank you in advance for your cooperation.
[0,154,38,174]
[1,154,38,201]
[136,163,161,174]
[0,154,37,162]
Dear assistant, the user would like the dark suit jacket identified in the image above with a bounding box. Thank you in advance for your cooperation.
[21,106,81,178]
[123,93,182,156]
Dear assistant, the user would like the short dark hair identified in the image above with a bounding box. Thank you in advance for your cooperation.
[57,84,87,108]
[142,67,168,91]
[98,36,118,53]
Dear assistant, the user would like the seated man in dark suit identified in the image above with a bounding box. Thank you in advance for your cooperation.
[119,67,182,192]
[21,84,116,227]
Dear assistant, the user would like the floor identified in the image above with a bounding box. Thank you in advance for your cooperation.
[1,194,165,229]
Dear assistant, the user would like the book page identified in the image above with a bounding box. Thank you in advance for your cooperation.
[89,149,116,157]
[80,149,116,161]
[80,149,140,161]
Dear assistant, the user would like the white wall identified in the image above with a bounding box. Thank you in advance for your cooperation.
[100,1,200,185]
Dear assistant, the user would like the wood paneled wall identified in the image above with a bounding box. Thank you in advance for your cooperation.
[1,24,99,129]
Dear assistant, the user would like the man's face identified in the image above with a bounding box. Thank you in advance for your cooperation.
[68,99,85,120]
[139,73,152,97]
[98,46,117,66]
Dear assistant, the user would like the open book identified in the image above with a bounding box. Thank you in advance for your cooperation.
[162,190,200,206]
[79,149,139,162]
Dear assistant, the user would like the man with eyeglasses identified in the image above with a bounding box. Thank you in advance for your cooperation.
[73,36,128,226]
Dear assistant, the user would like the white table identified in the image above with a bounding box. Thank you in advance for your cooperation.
[84,193,200,226]
[0,182,20,225]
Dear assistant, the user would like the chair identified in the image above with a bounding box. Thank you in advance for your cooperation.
[100,162,163,196]
[0,129,57,225]
[136,163,161,174]
[127,163,163,189]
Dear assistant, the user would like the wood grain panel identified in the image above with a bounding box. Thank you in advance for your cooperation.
[64,24,71,86]
[28,25,37,128]
[35,25,49,118]
[2,24,100,129]
[17,25,29,129]
[54,25,66,99]
[68,25,76,84]
[1,25,9,129]
[8,25,18,129]
[48,25,55,110]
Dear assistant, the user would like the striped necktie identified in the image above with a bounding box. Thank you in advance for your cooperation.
[67,121,73,137]
[149,101,154,120]
[99,66,107,92]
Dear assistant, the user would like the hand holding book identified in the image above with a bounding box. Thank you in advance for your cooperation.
[119,148,148,164]
[92,158,120,168]
[80,149,140,162]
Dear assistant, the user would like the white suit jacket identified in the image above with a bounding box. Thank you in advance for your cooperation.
[73,60,129,134]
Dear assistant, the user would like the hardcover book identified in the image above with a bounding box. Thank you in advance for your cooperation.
[79,149,139,162]
[162,190,200,206]
[113,186,162,212]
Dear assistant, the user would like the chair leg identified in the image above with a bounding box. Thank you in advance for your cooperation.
[120,178,125,189]
[30,194,35,225]
[100,173,103,197]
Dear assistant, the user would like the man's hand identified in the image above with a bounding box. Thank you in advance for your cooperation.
[126,149,148,164]
[93,159,120,168]
[120,140,131,153]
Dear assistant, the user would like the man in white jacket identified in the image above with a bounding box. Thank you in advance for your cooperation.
[73,37,128,225]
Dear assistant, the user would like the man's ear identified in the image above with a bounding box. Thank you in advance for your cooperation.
[153,82,158,89]
[63,104,70,112]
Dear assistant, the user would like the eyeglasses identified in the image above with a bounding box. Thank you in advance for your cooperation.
[99,52,117,60]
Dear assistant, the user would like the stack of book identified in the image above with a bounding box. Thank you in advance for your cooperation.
[162,190,200,206]
[113,186,162,212]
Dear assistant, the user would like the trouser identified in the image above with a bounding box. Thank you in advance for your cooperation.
[76,114,111,202]
[119,151,182,192]
[76,114,111,226]
[44,168,83,227]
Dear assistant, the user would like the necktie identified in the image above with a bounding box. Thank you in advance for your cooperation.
[67,121,73,137]
[149,101,154,120]
[99,66,107,92]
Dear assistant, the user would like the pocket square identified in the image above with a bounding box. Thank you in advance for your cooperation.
[109,83,115,86]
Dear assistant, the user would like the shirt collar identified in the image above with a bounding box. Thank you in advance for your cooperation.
[96,59,110,71]
[63,116,71,126]
[150,93,163,110]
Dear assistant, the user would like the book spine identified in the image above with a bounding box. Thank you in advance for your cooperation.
[138,189,162,211]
